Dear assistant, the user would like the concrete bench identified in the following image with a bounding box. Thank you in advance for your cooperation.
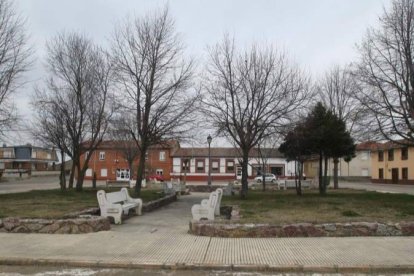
[191,188,222,221]
[106,180,131,188]
[97,188,142,224]
[278,179,311,190]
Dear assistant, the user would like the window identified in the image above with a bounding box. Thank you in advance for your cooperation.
[99,151,105,161]
[378,151,384,162]
[101,168,107,177]
[181,159,190,173]
[388,149,394,161]
[145,152,148,160]
[402,168,408,180]
[86,169,92,177]
[196,159,205,173]
[156,169,163,175]
[159,151,166,161]
[402,147,408,160]
[379,168,384,179]
[85,151,89,160]
[211,159,220,173]
[226,159,235,173]
[31,150,37,158]
[47,153,51,159]
[360,152,368,160]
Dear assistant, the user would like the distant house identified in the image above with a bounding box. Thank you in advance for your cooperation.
[170,147,295,181]
[0,144,58,173]
[370,140,414,185]
[79,140,179,181]
[303,141,379,179]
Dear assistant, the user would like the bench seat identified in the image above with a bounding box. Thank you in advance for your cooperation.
[97,188,142,224]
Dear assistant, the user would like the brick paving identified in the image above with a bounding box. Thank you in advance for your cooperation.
[0,193,414,272]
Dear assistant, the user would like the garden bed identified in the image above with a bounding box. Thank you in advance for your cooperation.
[189,189,414,238]
[189,220,414,238]
[0,191,177,234]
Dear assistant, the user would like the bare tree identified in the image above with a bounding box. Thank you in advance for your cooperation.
[203,36,310,198]
[354,0,414,145]
[33,32,113,191]
[0,0,32,137]
[110,7,198,195]
[32,95,69,190]
[317,65,365,189]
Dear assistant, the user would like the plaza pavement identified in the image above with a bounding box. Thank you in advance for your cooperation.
[1,193,414,273]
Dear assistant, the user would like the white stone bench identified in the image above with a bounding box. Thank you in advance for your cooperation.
[97,188,142,224]
[278,179,311,190]
[191,189,222,221]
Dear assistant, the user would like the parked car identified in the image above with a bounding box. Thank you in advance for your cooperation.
[255,173,277,183]
[147,174,164,182]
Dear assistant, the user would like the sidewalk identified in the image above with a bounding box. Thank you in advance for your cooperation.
[1,193,414,273]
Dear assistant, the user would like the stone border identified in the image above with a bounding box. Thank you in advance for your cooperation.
[189,220,414,238]
[0,216,110,234]
[142,193,177,212]
[0,194,177,234]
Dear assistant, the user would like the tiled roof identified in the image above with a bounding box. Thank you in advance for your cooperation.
[171,147,284,158]
[355,141,382,151]
[370,140,414,151]
[84,140,180,150]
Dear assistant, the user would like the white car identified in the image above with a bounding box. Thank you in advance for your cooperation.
[255,173,277,183]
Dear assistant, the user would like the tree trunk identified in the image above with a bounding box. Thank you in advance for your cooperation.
[128,161,134,187]
[322,155,328,195]
[240,150,249,199]
[59,150,66,191]
[68,161,75,189]
[333,158,339,189]
[297,160,302,196]
[75,161,84,192]
[262,163,266,191]
[92,172,97,189]
[318,151,323,194]
[135,147,147,196]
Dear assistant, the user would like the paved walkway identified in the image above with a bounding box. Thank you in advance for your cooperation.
[340,181,414,195]
[1,193,414,273]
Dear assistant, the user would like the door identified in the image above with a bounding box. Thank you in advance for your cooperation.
[391,168,398,184]
[116,169,130,181]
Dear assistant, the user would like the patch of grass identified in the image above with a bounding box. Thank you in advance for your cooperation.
[341,210,361,217]
[0,188,162,219]
[222,189,414,224]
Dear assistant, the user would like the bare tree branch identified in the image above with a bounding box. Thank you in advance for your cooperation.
[0,0,32,137]
[202,35,310,198]
[354,0,414,145]
[32,32,114,191]
[110,7,198,194]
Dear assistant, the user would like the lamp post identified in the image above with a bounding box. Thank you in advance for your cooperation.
[207,134,212,186]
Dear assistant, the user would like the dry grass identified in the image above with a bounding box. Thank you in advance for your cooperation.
[0,188,162,219]
[222,189,414,224]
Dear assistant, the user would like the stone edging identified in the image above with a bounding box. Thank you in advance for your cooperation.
[189,220,414,238]
[142,193,177,212]
[0,216,110,234]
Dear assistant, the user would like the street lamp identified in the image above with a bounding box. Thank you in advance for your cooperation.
[207,134,212,186]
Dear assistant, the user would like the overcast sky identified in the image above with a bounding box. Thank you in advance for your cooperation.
[7,0,391,146]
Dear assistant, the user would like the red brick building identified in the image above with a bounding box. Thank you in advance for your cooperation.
[79,140,179,181]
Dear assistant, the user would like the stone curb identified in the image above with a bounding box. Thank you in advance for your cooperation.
[1,257,414,273]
